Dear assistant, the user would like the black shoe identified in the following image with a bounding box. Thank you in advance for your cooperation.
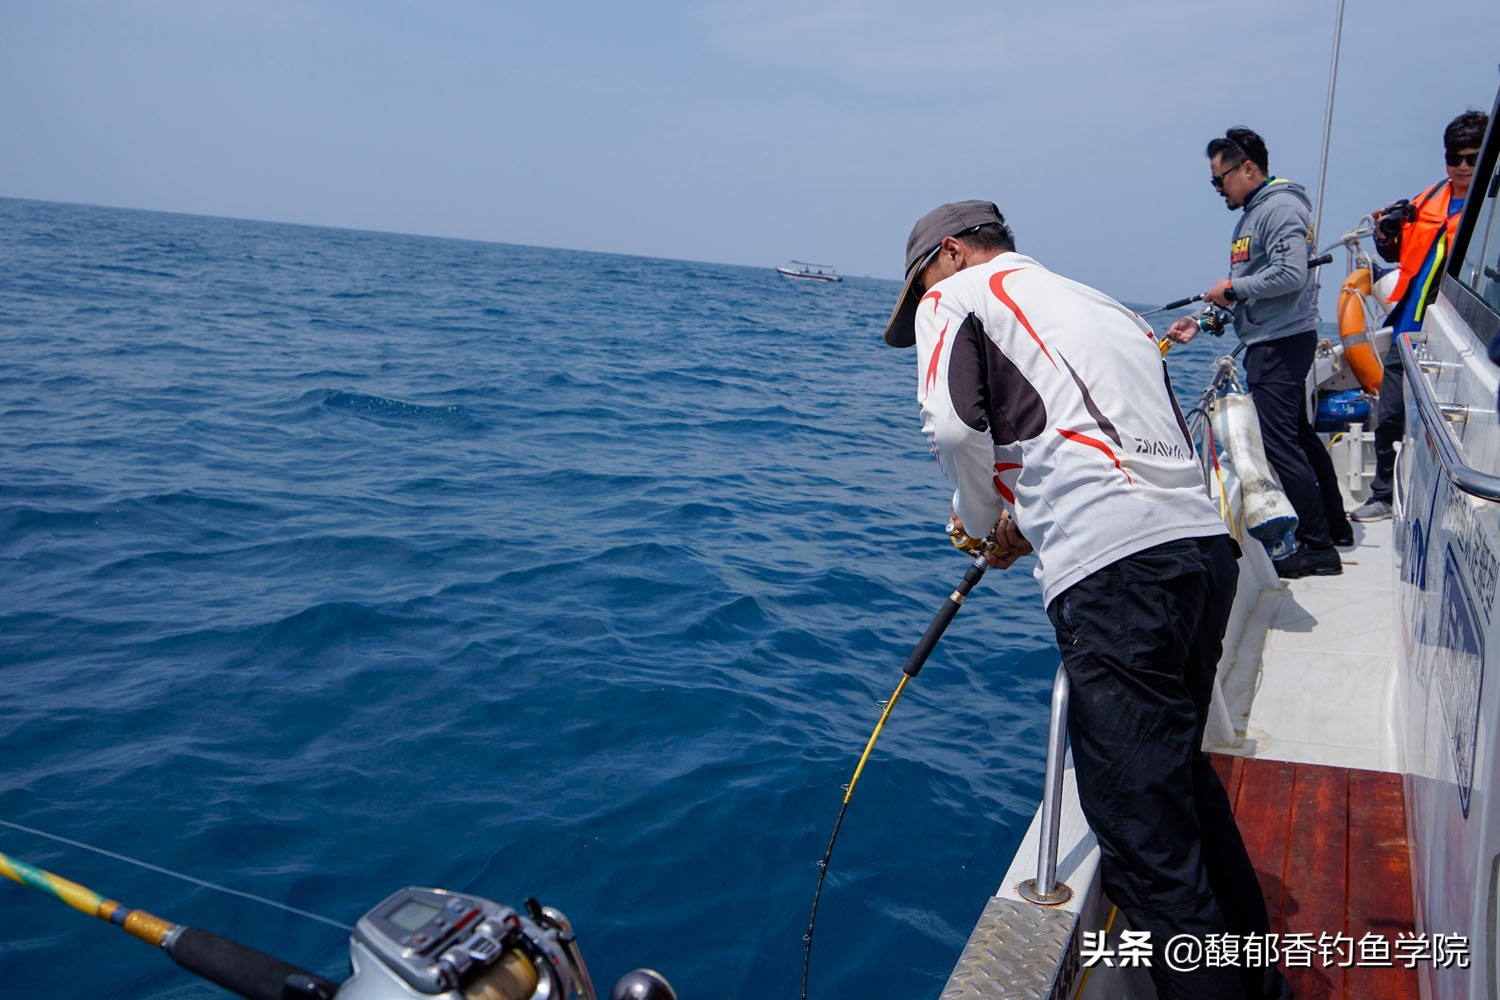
[1274,545,1342,579]
[1330,519,1355,548]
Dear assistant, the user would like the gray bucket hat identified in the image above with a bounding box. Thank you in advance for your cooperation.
[882,200,1006,348]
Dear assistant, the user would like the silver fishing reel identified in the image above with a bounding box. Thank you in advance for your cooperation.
[337,887,674,1000]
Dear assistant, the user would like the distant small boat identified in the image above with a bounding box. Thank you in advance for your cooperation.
[775,260,842,282]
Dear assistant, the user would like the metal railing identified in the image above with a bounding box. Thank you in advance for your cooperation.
[1018,664,1072,905]
[1397,332,1500,503]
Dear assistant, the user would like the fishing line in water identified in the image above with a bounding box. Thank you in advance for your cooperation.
[0,817,352,931]
[800,674,912,999]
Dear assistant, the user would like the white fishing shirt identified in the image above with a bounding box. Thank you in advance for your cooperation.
[914,252,1228,605]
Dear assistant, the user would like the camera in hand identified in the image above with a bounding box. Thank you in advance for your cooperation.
[1377,199,1415,240]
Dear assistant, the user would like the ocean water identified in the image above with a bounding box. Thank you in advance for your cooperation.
[0,197,1226,999]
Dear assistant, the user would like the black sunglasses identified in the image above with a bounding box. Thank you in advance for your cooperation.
[1447,151,1479,167]
[1211,160,1244,190]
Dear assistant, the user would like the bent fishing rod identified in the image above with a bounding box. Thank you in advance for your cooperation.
[800,530,997,1000]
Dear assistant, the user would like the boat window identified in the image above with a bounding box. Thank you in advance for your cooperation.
[1455,157,1500,315]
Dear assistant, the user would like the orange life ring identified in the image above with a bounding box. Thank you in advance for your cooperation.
[1338,268,1384,394]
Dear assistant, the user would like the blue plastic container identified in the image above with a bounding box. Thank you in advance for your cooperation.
[1314,389,1373,432]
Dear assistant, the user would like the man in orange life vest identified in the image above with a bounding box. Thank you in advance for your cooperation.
[1349,110,1489,523]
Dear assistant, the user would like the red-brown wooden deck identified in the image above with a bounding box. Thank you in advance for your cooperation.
[1211,753,1420,999]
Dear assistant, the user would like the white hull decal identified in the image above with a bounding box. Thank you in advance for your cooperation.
[1435,546,1484,817]
[1445,477,1500,622]
[1405,431,1491,819]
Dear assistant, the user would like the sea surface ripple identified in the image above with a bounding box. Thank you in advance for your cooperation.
[0,198,1225,998]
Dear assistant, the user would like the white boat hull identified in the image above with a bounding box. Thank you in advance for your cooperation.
[1393,286,1500,998]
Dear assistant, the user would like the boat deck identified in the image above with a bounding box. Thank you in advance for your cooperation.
[1217,514,1419,998]
[1211,753,1419,999]
[1228,514,1401,770]
[942,513,1427,1000]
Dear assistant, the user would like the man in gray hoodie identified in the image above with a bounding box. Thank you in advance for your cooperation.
[1167,127,1352,579]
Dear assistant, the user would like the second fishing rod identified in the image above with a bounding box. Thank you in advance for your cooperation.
[1141,252,1334,317]
[1149,252,1334,358]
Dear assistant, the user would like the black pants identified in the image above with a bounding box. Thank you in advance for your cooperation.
[1244,332,1346,550]
[1368,336,1404,503]
[1047,536,1290,1000]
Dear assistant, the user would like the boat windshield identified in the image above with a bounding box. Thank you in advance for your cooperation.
[1456,152,1500,315]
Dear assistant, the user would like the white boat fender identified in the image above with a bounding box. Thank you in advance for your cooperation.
[1208,384,1299,559]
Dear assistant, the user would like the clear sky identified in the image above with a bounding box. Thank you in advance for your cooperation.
[3,0,1498,313]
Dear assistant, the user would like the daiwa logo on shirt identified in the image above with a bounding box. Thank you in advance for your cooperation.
[1230,236,1251,265]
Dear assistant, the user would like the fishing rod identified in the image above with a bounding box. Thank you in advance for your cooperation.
[0,849,338,1000]
[0,848,677,1000]
[1140,293,1204,318]
[0,816,351,931]
[1143,253,1336,319]
[1153,253,1335,357]
[800,533,996,1000]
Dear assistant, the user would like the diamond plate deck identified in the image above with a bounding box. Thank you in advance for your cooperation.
[940,895,1080,1000]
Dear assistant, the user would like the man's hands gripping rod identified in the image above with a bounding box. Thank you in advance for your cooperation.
[947,509,1033,570]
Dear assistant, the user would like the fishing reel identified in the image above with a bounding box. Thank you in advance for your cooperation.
[0,848,675,1000]
[1194,305,1232,336]
[946,519,1000,558]
[342,888,675,1000]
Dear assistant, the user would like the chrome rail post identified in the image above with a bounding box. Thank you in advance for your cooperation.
[1018,663,1073,906]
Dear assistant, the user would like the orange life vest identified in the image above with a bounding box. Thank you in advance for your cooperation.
[1388,179,1458,305]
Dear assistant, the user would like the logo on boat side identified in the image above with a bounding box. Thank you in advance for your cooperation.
[1437,547,1484,818]
[1444,478,1498,622]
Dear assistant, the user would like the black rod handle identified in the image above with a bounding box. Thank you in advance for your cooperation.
[902,557,987,677]
[167,927,338,1000]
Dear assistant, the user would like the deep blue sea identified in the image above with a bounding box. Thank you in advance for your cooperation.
[0,197,1226,999]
